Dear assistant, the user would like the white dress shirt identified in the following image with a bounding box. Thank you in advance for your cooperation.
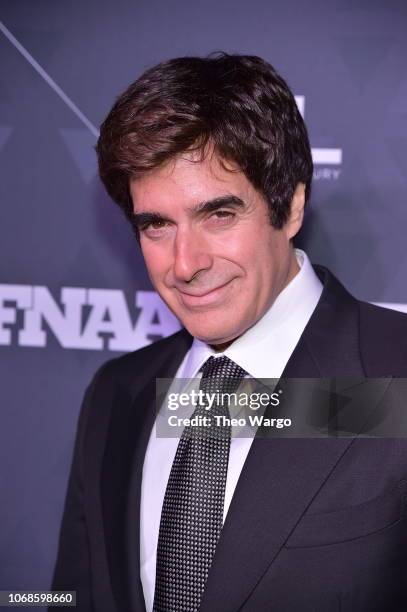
[139,249,323,611]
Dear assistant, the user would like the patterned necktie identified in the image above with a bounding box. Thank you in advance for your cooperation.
[153,355,247,612]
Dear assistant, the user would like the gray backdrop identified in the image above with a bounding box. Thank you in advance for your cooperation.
[1,0,406,597]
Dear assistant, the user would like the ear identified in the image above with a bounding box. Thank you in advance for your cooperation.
[285,182,306,240]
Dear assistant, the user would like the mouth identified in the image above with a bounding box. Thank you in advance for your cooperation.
[176,279,234,308]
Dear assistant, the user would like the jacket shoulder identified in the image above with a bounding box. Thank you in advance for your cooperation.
[75,328,192,439]
[90,327,192,387]
[358,301,407,376]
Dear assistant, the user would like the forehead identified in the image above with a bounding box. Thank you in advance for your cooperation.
[129,151,255,212]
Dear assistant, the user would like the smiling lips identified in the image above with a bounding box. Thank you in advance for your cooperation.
[177,279,234,307]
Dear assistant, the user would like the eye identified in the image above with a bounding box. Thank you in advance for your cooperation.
[139,218,171,240]
[149,219,168,229]
[209,209,236,225]
[140,219,168,231]
[214,210,234,218]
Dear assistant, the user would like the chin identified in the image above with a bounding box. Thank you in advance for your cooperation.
[181,317,241,346]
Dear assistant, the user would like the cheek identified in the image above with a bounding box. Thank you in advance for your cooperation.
[236,228,273,269]
[141,244,168,282]
[218,225,260,265]
[239,234,283,296]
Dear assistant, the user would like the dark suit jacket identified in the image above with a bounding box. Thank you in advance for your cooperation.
[51,266,407,611]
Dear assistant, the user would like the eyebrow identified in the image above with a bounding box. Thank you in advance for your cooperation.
[188,195,245,214]
[131,195,245,229]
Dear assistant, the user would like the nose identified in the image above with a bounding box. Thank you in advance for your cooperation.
[172,225,213,283]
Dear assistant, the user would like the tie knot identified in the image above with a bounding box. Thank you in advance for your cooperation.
[200,355,246,395]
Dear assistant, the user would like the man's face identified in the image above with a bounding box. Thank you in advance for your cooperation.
[130,152,304,347]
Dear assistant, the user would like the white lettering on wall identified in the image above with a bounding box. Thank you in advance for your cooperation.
[0,284,181,351]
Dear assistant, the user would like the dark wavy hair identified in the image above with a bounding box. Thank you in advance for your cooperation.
[96,53,313,233]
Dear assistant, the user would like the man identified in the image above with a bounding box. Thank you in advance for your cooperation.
[51,54,407,611]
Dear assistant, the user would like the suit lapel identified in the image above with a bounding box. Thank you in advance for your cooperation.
[199,267,369,612]
[100,329,192,612]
